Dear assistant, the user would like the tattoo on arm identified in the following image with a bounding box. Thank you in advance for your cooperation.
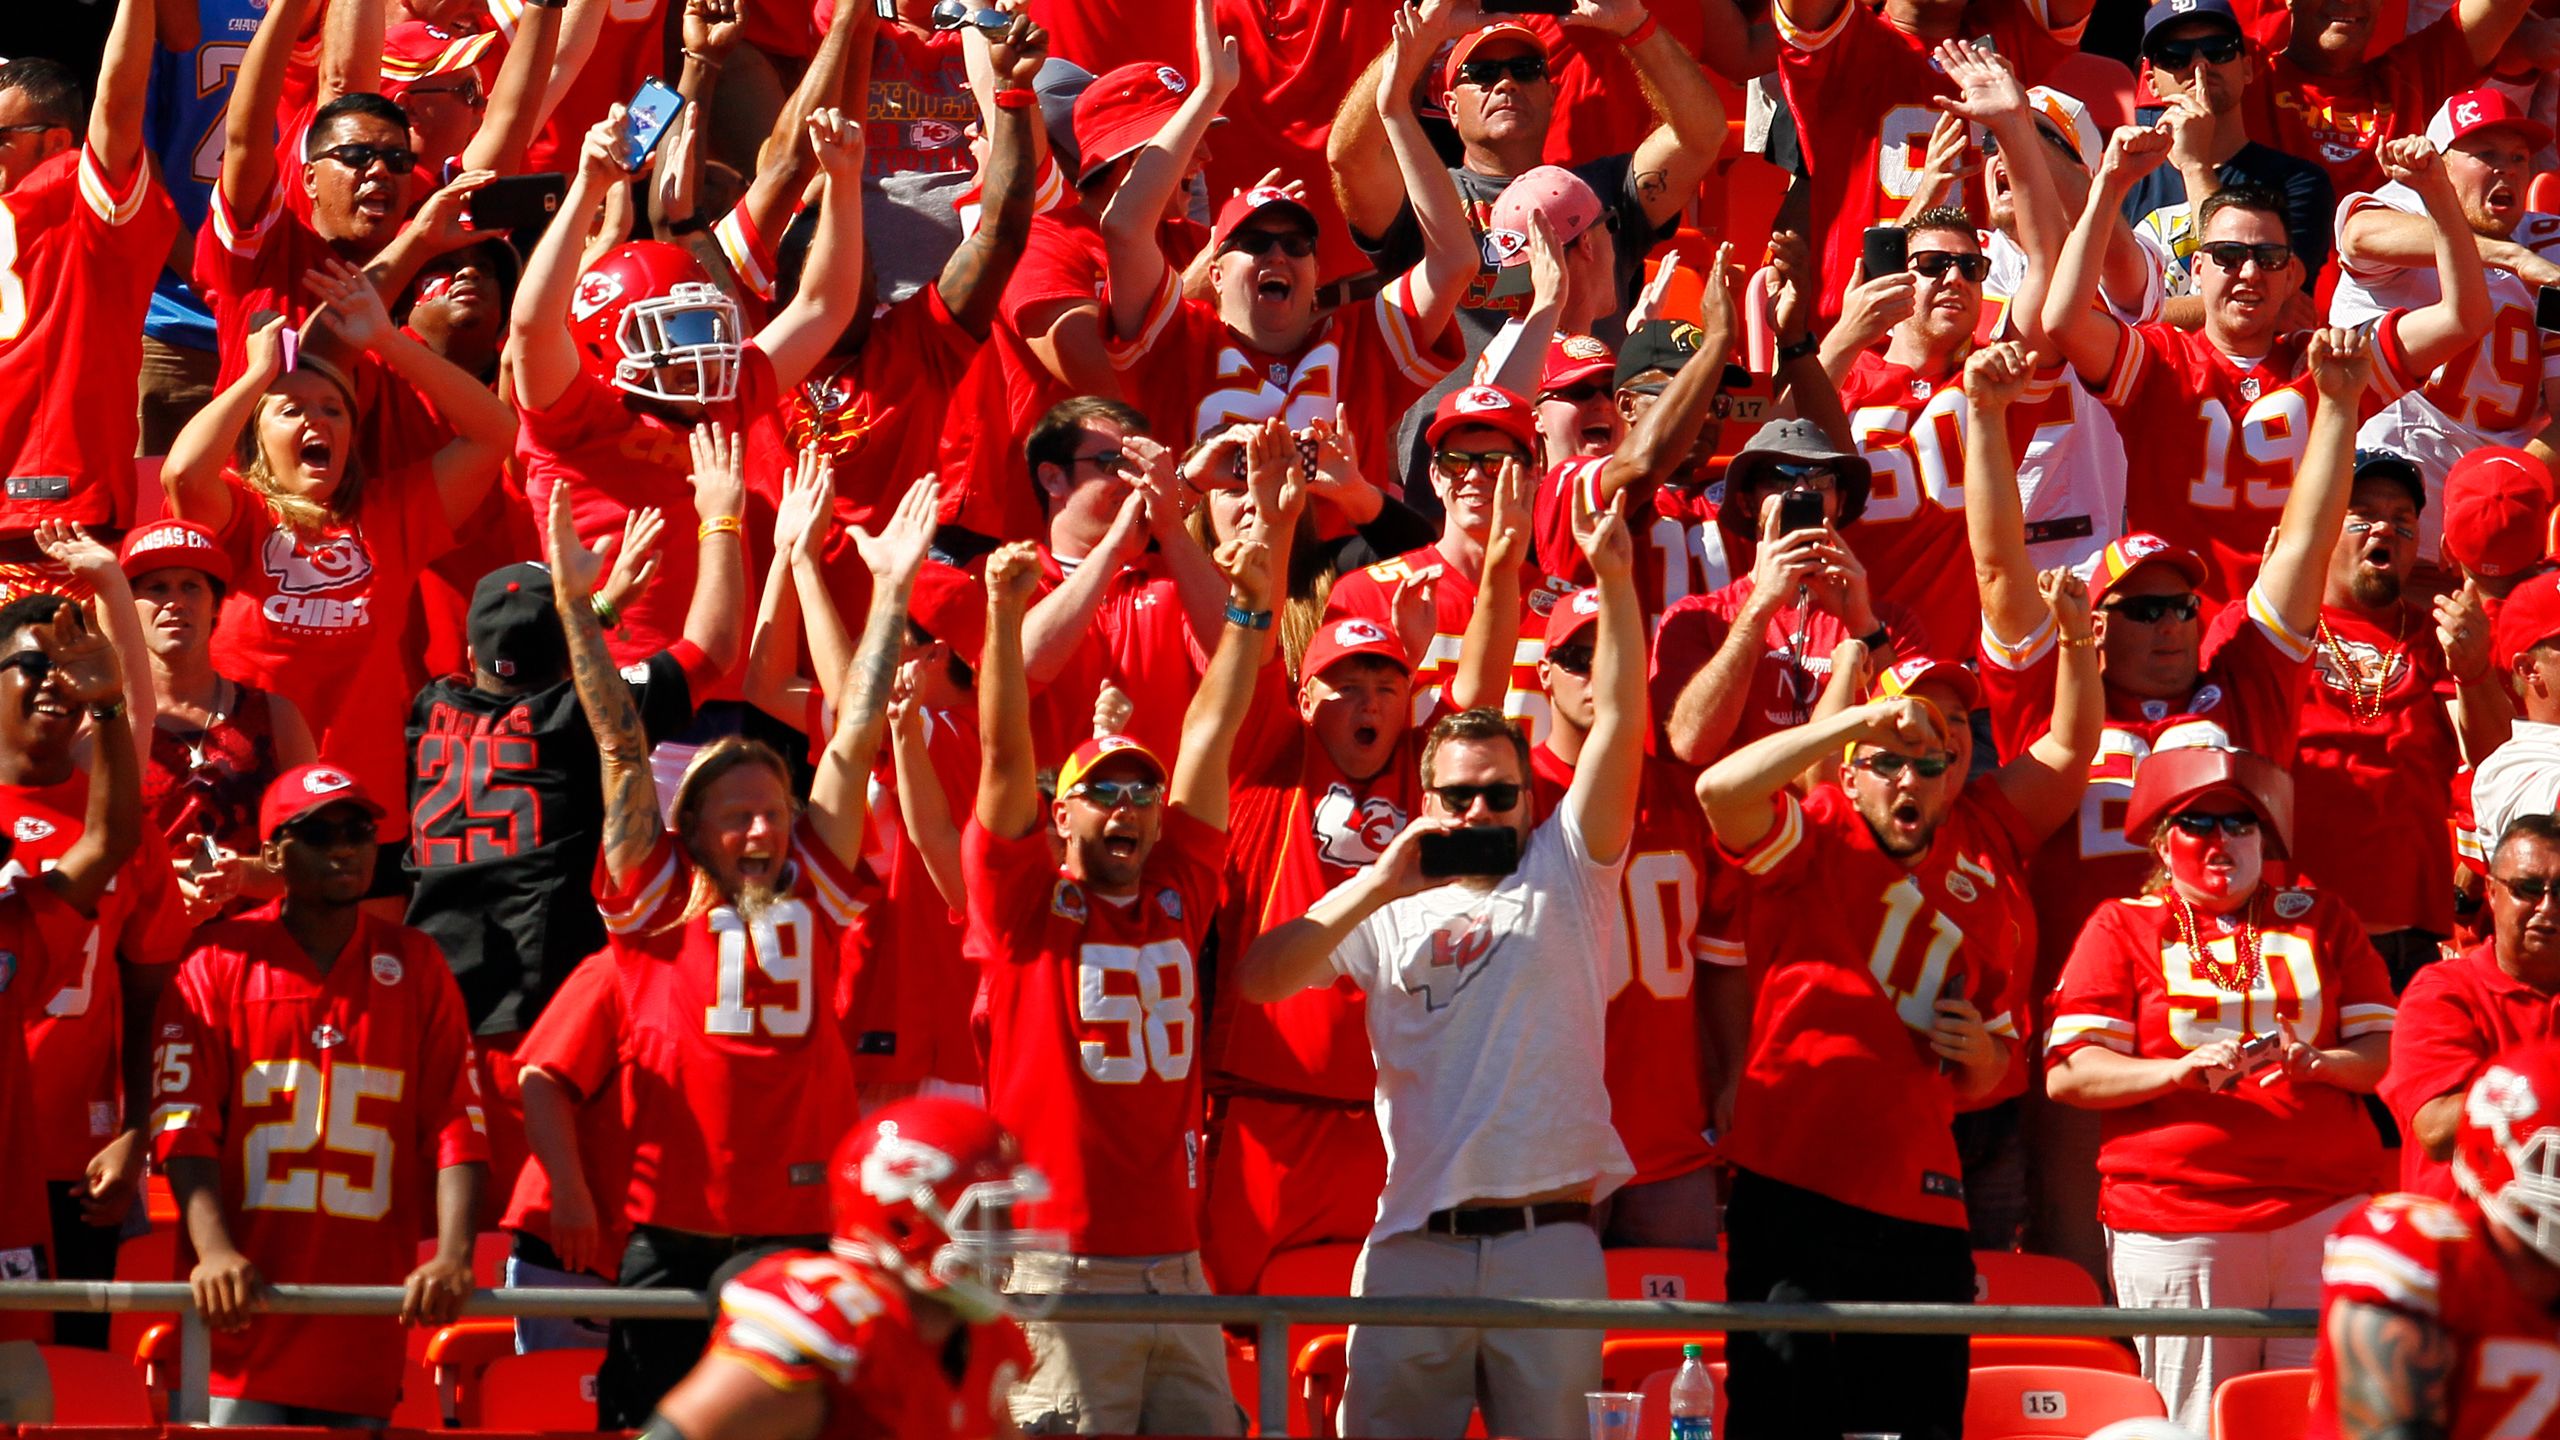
[838,593,907,747]
[2331,1301,2454,1440]
[556,565,662,873]
[1634,169,1669,209]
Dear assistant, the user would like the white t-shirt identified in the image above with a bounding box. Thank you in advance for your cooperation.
[1329,799,1635,1240]
[2472,719,2560,858]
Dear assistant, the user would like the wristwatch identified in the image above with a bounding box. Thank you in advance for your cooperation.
[88,700,127,722]
[1856,625,1892,654]
[1776,335,1821,365]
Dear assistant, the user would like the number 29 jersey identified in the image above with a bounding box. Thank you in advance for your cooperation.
[963,809,1227,1257]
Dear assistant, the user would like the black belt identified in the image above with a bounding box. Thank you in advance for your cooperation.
[1422,1201,1593,1237]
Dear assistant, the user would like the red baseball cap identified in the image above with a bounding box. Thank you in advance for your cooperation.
[2496,572,2560,671]
[1210,183,1319,250]
[1442,23,1547,93]
[1071,61,1208,184]
[1056,733,1166,797]
[1543,584,1603,647]
[2443,447,2558,580]
[1540,334,1616,394]
[1484,166,1603,268]
[379,21,498,100]
[2428,88,2554,153]
[119,519,231,587]
[910,560,987,669]
[260,762,385,839]
[1871,654,1983,715]
[1301,615,1411,683]
[2088,532,2211,603]
[1424,383,1539,453]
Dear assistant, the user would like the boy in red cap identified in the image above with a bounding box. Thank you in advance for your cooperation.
[2440,447,2558,598]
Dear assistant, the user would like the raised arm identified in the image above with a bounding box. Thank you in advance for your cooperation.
[731,0,873,261]
[1665,505,1804,765]
[1101,0,1235,339]
[1324,41,1401,241]
[1563,486,1643,863]
[548,480,661,885]
[1960,342,2048,645]
[1995,567,2098,835]
[2374,137,2493,377]
[1019,487,1148,684]
[90,0,156,180]
[753,111,867,393]
[164,319,286,533]
[1589,0,1725,230]
[303,263,516,526]
[680,423,749,681]
[1698,693,1946,849]
[460,0,562,174]
[975,542,1048,840]
[2038,125,2170,383]
[2454,0,2536,67]
[2257,327,2370,635]
[936,16,1046,337]
[318,0,385,104]
[1480,219,1569,399]
[39,610,139,915]
[1376,2,1476,333]
[1453,458,1528,715]
[36,527,155,771]
[807,478,939,869]
[887,677,966,908]
[216,0,317,226]
[1169,447,1291,832]
[511,112,629,412]
[743,449,835,719]
[1597,250,1737,503]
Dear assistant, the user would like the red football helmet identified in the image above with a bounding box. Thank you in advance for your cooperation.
[2123,745,2296,858]
[829,1097,1058,1320]
[567,241,743,405]
[2453,1041,2560,1269]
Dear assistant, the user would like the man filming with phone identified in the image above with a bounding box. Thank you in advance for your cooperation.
[1234,475,1643,1438]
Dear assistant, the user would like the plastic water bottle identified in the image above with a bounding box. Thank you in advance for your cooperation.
[1669,1341,1714,1440]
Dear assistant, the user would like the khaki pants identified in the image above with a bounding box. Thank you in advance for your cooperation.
[1340,1220,1605,1440]
[137,335,216,457]
[1009,1250,1241,1436]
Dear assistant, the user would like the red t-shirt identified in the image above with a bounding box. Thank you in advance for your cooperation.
[1199,0,1403,281]
[1533,459,1732,635]
[1716,778,2033,1228]
[1322,544,1577,747]
[0,882,92,1283]
[964,807,1226,1255]
[147,905,487,1417]
[789,285,979,537]
[2089,314,2419,604]
[2241,17,2481,200]
[545,822,867,1237]
[2293,603,2462,936]
[2379,942,2560,1198]
[2047,888,2395,1233]
[195,179,354,390]
[710,1249,1032,1440]
[1030,546,1208,766]
[208,464,456,842]
[2312,1193,2560,1440]
[0,145,175,530]
[1649,577,1933,762]
[842,705,982,1089]
[501,950,634,1278]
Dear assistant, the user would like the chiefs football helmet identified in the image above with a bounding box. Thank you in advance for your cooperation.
[2453,1041,2560,1269]
[829,1097,1059,1321]
[567,241,742,405]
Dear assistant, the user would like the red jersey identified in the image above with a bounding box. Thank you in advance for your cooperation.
[1108,267,1461,468]
[543,822,867,1237]
[2294,603,2462,935]
[0,882,93,1283]
[2380,942,2560,1198]
[1773,0,2077,317]
[963,807,1226,1256]
[208,465,456,842]
[1982,592,2313,1004]
[1532,459,1731,633]
[501,950,634,1277]
[1198,0,1403,281]
[843,706,982,1089]
[1649,578,1933,762]
[2311,1193,2560,1440]
[0,145,175,530]
[517,358,789,677]
[711,1249,1029,1440]
[147,905,487,1417]
[1717,778,2033,1228]
[492,0,662,174]
[788,286,979,537]
[2241,19,2480,199]
[2046,888,2395,1233]
[2090,313,2420,604]
[195,179,360,389]
[1321,544,1577,746]
[1531,749,1720,1184]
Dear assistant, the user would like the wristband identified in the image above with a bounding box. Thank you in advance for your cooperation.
[591,592,621,630]
[2060,631,2098,650]
[1776,335,1821,365]
[993,88,1039,111]
[682,47,724,70]
[87,700,127,722]
[1620,11,1659,44]
[698,515,745,540]
[1224,603,1274,631]
[1856,625,1891,653]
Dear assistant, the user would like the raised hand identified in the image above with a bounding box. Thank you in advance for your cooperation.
[2098,122,2173,189]
[1864,692,1949,756]
[2438,577,2491,681]
[302,259,394,352]
[409,168,498,253]
[597,507,665,613]
[1195,0,1241,101]
[683,0,744,57]
[2038,564,2092,640]
[1909,111,1976,211]
[851,474,941,590]
[1699,240,1739,342]
[1486,456,1534,574]
[686,420,747,525]
[1930,38,2026,124]
[1380,4,1434,114]
[1836,259,1919,351]
[1527,209,1569,316]
[808,107,865,180]
[2306,325,2374,400]
[985,539,1045,613]
[580,106,632,180]
[1090,681,1134,739]
[1121,434,1194,543]
[1624,250,1678,331]
[545,482,604,597]
[1215,533,1277,611]
[1300,418,1371,508]
[1391,563,1441,669]
[1963,339,2037,409]
[2161,90,2215,173]
[1565,0,1651,37]
[31,521,119,587]
[1766,230,1814,344]
[1241,418,1306,540]
[36,607,121,706]
[2377,133,2442,188]
[243,314,291,386]
[774,445,838,563]
[984,12,1049,86]
[1572,474,1633,582]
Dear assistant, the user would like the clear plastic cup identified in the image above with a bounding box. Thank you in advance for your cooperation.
[1587,1390,1645,1440]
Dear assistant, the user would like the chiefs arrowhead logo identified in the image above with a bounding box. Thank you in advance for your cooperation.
[1243,184,1294,210]
[1455,385,1514,414]
[1332,618,1390,647]
[1563,334,1608,360]
[1408,911,1499,1012]
[571,271,622,321]
[1314,784,1406,867]
[1479,227,1530,267]
[859,1134,956,1204]
[10,817,52,843]
[301,767,356,797]
[911,119,963,149]
[1155,65,1188,94]
[2121,534,2168,560]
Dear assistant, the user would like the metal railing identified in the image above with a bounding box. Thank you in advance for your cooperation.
[0,1282,2316,1437]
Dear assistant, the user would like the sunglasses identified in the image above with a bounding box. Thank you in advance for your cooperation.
[2346,516,2418,541]
[2496,873,2560,904]
[1752,463,1839,493]
[1457,56,1548,86]
[2196,240,2293,274]
[315,142,419,175]
[1071,449,1125,471]
[1431,782,1523,813]
[0,122,69,140]
[1855,751,1954,780]
[2104,593,2202,624]
[1066,778,1162,809]
[930,0,1011,30]
[0,651,53,685]
[1224,229,1316,259]
[1434,448,1527,480]
[281,815,377,848]
[2147,34,2246,68]
[1909,251,1991,282]
[2169,811,2260,837]
[1545,643,1594,676]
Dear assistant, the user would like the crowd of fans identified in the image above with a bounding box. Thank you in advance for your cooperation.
[5,0,2560,1428]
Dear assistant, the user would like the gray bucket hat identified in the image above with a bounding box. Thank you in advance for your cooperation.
[1718,418,1873,529]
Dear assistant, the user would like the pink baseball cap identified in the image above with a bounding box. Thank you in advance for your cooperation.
[1484,166,1604,268]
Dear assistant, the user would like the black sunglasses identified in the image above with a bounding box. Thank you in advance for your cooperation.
[2196,240,2293,274]
[2104,593,2202,624]
[281,815,377,848]
[2170,811,2260,838]
[1071,449,1125,471]
[1753,463,1839,493]
[1855,751,1954,780]
[1545,643,1594,676]
[2147,34,2246,69]
[2497,873,2560,904]
[1457,56,1548,86]
[1909,251,1991,282]
[0,651,52,684]
[1067,778,1162,809]
[1434,448,1527,479]
[1223,229,1316,259]
[1431,782,1523,812]
[315,142,419,175]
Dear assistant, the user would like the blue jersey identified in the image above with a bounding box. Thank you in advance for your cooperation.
[142,0,263,348]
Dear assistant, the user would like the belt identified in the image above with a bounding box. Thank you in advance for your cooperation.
[1422,1201,1592,1238]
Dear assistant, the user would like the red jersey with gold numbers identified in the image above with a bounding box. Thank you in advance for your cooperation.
[2294,603,2461,936]
[963,808,1227,1256]
[147,905,487,1417]
[711,1248,1029,1440]
[0,145,175,529]
[2046,888,2396,1233]
[540,821,866,1238]
[1717,778,2033,1228]
[1531,750,1722,1185]
[0,882,91,1293]
[2089,315,2419,604]
[1532,459,1731,635]
[2310,1192,2560,1440]
[1322,544,1577,746]
[2378,943,2560,1198]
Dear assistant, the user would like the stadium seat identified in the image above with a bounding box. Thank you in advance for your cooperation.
[1224,1329,1259,1435]
[427,1317,520,1426]
[1975,1250,2105,1306]
[132,1320,178,1407]
[2213,1367,2315,1440]
[110,1211,179,1361]
[406,1232,513,1360]
[1969,1335,2141,1374]
[1601,1335,1726,1389]
[476,1345,601,1430]
[1966,1364,2168,1438]
[2532,172,2559,215]
[36,1342,155,1425]
[1598,1248,1730,1381]
[1255,1242,1363,1379]
[1293,1331,1350,1439]
[389,1359,442,1427]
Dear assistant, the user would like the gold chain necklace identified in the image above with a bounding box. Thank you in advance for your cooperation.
[2316,612,2405,726]
[2171,891,2264,996]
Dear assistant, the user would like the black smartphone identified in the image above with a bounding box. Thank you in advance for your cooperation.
[1862,224,1909,277]
[465,172,566,232]
[621,78,686,174]
[2538,284,2560,333]
[1418,825,1522,879]
[1777,489,1827,535]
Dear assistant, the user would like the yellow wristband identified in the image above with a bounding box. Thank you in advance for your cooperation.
[698,515,745,541]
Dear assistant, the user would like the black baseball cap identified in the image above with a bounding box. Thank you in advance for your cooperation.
[1614,320,1702,390]
[2354,448,2427,512]
[2141,0,2244,53]
[469,563,567,683]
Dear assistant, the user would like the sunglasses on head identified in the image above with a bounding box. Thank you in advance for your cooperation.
[314,141,419,175]
[2169,810,2260,837]
[1067,778,1162,809]
[1545,643,1594,676]
[1909,251,1991,282]
[0,651,53,685]
[1223,229,1316,259]
[281,814,376,848]
[1434,448,1527,480]
[2147,34,2246,69]
[2496,872,2560,904]
[1457,55,1548,86]
[2196,240,2293,274]
[2104,592,2202,624]
[1431,782,1523,813]
[930,0,1011,30]
[1855,751,1954,780]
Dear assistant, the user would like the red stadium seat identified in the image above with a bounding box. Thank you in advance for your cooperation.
[36,1342,156,1425]
[426,1318,521,1426]
[1223,1330,1259,1435]
[389,1360,442,1427]
[2531,172,2560,215]
[407,1232,512,1360]
[1603,1248,1727,1307]
[1601,1336,1726,1390]
[476,1346,601,1431]
[1970,1335,2141,1374]
[132,1320,178,1406]
[1292,1331,1350,1440]
[1975,1250,2105,1307]
[2213,1367,2315,1440]
[1255,1241,1362,1388]
[1966,1364,2168,1438]
[110,1211,179,1362]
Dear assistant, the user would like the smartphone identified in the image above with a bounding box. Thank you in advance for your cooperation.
[278,324,299,374]
[2538,284,2560,333]
[1862,224,1909,277]
[1777,489,1827,535]
[466,172,566,232]
[1481,0,1574,14]
[1418,825,1522,879]
[621,78,686,174]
